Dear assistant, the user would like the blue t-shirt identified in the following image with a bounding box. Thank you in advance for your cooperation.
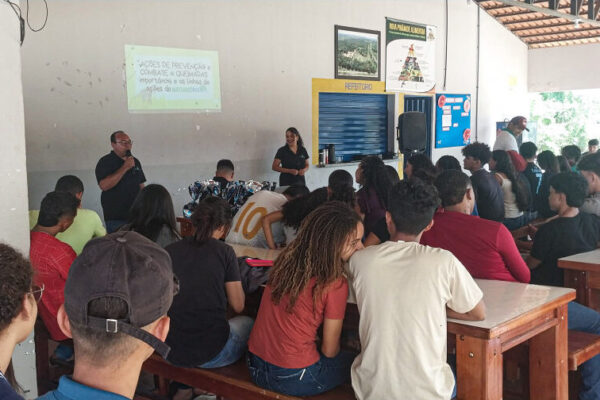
[37,376,129,400]
[0,371,23,400]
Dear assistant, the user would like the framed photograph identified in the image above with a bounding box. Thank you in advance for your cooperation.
[335,25,381,81]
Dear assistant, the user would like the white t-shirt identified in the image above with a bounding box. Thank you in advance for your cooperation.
[225,191,287,248]
[348,241,483,400]
[493,130,519,152]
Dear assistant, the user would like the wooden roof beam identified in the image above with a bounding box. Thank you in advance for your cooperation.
[483,0,600,27]
[518,26,600,37]
[526,33,600,44]
[510,21,575,31]
[503,15,563,25]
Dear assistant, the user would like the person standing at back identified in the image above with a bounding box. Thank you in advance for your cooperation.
[462,142,504,222]
[29,175,106,255]
[272,127,309,187]
[95,130,146,233]
[494,116,528,153]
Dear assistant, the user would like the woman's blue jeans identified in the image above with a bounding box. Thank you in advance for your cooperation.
[247,351,355,397]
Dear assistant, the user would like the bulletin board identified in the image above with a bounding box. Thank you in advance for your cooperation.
[435,93,472,148]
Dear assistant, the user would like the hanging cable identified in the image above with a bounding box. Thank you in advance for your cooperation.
[443,0,449,91]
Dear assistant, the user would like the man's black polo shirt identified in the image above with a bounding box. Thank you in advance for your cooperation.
[95,151,146,221]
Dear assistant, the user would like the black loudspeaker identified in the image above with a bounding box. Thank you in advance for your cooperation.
[397,112,427,153]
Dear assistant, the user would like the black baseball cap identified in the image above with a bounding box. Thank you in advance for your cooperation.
[64,231,177,358]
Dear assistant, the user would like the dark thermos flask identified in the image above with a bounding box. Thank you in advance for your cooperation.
[327,144,336,164]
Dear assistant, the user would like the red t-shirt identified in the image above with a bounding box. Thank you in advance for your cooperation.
[248,277,348,368]
[420,209,530,283]
[30,231,76,341]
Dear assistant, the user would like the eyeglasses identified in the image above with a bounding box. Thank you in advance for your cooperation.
[30,284,45,303]
[116,140,133,145]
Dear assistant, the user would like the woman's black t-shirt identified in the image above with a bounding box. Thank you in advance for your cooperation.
[165,237,241,366]
[275,145,309,186]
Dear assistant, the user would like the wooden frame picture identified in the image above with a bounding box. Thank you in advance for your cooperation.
[335,25,381,81]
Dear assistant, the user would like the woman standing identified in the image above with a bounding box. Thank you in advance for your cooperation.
[248,202,363,397]
[272,127,309,186]
[490,150,529,230]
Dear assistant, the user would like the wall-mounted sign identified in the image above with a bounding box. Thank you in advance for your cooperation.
[385,18,436,93]
[435,93,472,148]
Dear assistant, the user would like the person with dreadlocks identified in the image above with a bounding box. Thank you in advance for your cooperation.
[356,156,393,236]
[248,202,364,396]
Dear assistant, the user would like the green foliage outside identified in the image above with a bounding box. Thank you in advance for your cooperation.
[337,35,378,75]
[529,90,600,154]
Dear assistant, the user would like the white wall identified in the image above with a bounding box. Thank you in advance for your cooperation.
[529,43,600,92]
[21,0,528,217]
[0,2,37,397]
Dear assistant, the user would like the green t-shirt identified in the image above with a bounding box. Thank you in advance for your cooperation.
[29,208,106,255]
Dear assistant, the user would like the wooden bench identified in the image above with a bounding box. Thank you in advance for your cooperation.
[568,330,600,400]
[142,354,355,400]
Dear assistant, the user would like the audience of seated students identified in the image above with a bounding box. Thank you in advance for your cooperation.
[0,244,40,400]
[348,179,485,400]
[421,170,530,283]
[584,138,599,156]
[119,184,181,248]
[536,150,559,218]
[356,156,392,236]
[579,152,600,216]
[525,172,600,400]
[263,182,357,249]
[226,185,308,248]
[29,192,78,347]
[213,159,235,189]
[462,142,505,222]
[435,155,462,172]
[248,202,363,396]
[520,142,543,221]
[557,154,572,173]
[562,144,582,172]
[38,232,176,400]
[29,175,106,255]
[165,197,252,396]
[490,150,530,230]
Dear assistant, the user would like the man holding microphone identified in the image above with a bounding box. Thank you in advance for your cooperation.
[95,130,146,233]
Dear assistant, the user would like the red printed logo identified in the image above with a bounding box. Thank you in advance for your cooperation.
[438,95,446,108]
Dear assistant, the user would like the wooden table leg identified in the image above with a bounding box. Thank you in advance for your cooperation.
[529,304,568,400]
[456,335,502,400]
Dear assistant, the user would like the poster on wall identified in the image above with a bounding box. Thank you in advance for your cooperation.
[125,45,221,112]
[334,25,381,81]
[435,94,472,148]
[385,18,436,93]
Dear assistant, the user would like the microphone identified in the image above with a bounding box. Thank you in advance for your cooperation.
[125,150,140,173]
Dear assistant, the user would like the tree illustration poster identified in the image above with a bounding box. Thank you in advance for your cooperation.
[385,18,436,92]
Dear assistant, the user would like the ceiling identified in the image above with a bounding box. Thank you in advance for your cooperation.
[476,0,600,48]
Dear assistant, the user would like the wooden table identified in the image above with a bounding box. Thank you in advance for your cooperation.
[559,249,600,312]
[449,280,574,400]
[229,243,281,260]
[235,246,575,400]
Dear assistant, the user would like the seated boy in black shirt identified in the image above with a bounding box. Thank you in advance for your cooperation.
[526,172,600,399]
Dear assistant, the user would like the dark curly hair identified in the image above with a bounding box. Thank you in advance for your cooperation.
[578,153,600,177]
[561,145,582,165]
[0,243,33,332]
[328,170,353,191]
[385,165,401,185]
[358,156,392,209]
[462,142,492,165]
[519,142,537,160]
[191,197,232,244]
[491,150,530,211]
[436,155,462,172]
[329,185,357,209]
[37,191,79,227]
[537,150,559,174]
[387,179,441,235]
[282,187,329,230]
[408,153,436,176]
[435,170,471,208]
[549,172,588,207]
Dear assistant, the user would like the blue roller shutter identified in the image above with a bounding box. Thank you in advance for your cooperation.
[319,93,389,162]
